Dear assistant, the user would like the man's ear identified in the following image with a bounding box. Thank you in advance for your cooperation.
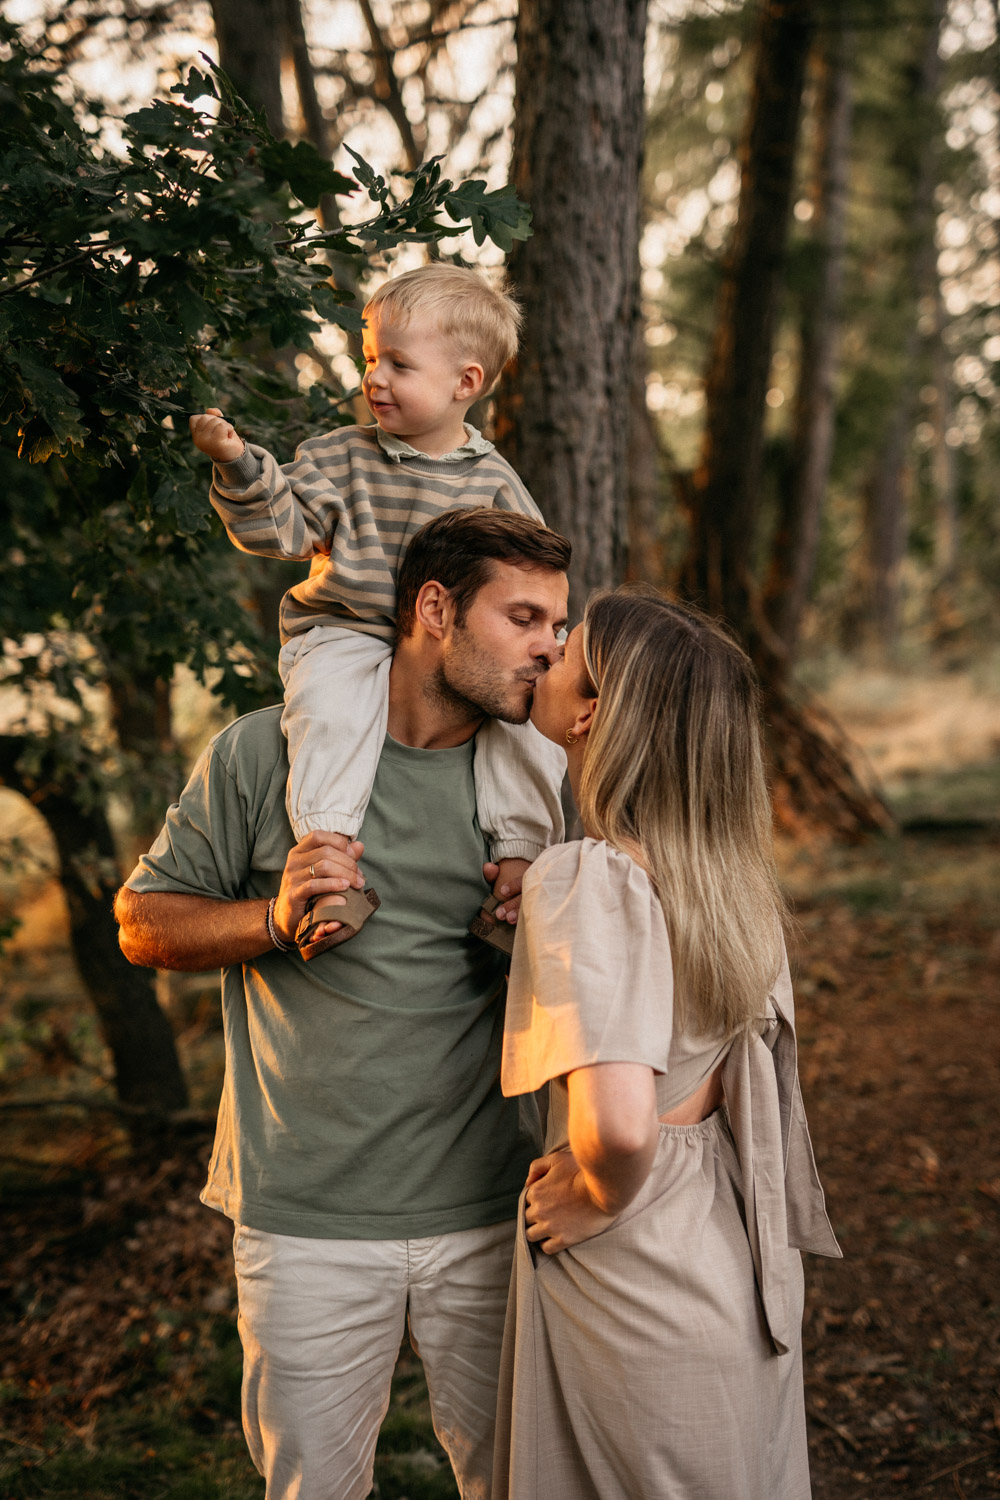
[413,579,455,640]
[456,362,485,403]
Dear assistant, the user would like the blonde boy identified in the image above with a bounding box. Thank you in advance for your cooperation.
[190,264,565,958]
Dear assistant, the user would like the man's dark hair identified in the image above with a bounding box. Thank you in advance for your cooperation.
[396,508,572,638]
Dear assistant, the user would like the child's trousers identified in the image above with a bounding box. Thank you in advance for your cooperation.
[279,625,566,860]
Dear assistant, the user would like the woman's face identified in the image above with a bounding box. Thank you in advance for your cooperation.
[530,623,593,746]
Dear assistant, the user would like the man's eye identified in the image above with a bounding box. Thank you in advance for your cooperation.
[511,617,532,627]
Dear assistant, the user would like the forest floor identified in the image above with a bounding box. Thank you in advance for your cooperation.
[0,666,998,1499]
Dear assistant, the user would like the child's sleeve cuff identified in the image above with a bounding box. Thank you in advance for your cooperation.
[489,839,545,863]
[214,448,262,490]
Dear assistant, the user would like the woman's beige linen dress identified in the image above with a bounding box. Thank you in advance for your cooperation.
[493,839,841,1500]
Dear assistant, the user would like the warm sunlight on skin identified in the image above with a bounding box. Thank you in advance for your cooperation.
[360,313,484,457]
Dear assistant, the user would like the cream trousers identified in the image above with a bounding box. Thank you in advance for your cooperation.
[279,625,565,860]
[233,1218,516,1500]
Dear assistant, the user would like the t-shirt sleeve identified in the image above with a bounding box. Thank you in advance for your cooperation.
[501,839,675,1096]
[125,739,253,901]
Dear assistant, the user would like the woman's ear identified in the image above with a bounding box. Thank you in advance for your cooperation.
[570,697,598,743]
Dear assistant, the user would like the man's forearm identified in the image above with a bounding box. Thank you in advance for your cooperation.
[114,887,276,972]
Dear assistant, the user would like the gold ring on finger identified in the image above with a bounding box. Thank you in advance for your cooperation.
[309,864,315,879]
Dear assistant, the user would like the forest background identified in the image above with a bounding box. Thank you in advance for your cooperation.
[1,0,998,1497]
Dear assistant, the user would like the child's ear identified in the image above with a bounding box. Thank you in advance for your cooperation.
[456,362,485,402]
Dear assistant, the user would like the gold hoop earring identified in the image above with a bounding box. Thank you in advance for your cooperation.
[565,730,578,745]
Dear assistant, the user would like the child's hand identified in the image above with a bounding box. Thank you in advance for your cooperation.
[189,407,245,463]
[483,857,531,927]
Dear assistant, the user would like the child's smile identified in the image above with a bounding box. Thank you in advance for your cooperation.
[361,313,484,459]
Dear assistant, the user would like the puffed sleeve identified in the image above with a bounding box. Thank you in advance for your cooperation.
[501,838,675,1096]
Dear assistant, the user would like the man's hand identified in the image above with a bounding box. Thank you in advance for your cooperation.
[189,406,245,463]
[272,831,365,946]
[523,1149,618,1255]
[482,856,530,928]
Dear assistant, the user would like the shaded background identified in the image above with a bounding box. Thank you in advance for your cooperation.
[1,1,998,1495]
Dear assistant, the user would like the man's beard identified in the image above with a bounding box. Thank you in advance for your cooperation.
[427,637,535,726]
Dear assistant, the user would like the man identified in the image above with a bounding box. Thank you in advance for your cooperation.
[114,508,571,1500]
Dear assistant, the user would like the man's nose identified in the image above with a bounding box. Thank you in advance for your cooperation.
[534,632,562,666]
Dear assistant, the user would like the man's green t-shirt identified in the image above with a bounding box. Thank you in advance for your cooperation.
[127,706,541,1239]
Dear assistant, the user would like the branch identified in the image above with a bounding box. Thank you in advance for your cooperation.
[0,239,127,299]
[0,1095,216,1127]
[355,0,424,171]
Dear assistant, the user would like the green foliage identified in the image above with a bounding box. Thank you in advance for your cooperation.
[0,20,530,779]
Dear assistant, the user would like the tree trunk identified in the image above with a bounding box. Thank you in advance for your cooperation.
[107,668,180,867]
[862,0,945,654]
[495,0,648,616]
[680,0,891,837]
[626,314,668,587]
[683,0,814,628]
[210,0,285,132]
[0,737,189,1117]
[928,281,959,648]
[765,6,853,657]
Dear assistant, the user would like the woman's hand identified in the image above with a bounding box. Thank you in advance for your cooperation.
[523,1149,618,1255]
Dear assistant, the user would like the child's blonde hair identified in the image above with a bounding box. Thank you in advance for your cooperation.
[364,263,522,391]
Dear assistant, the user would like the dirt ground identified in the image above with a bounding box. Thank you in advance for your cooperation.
[1,671,998,1499]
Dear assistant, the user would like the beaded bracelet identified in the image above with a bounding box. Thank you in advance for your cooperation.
[266,896,293,953]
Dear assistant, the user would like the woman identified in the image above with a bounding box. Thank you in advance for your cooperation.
[493,586,840,1500]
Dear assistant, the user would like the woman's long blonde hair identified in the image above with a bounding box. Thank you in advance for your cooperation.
[579,585,785,1037]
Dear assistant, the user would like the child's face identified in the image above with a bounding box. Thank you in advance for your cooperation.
[361,311,483,456]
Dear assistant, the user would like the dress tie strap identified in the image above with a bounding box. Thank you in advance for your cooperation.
[722,958,842,1355]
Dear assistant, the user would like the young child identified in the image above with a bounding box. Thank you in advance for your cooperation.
[190,263,566,959]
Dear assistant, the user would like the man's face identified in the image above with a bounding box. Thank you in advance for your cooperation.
[435,562,569,724]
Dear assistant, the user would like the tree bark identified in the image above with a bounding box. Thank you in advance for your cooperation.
[210,0,285,132]
[495,0,648,616]
[682,0,814,628]
[680,0,891,837]
[0,737,189,1117]
[107,668,180,865]
[862,0,945,653]
[765,6,853,657]
[626,314,668,587]
[928,281,959,632]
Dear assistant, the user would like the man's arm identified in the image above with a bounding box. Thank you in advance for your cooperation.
[114,888,273,971]
[115,831,366,971]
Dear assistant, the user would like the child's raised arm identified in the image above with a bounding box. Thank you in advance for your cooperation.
[190,407,244,464]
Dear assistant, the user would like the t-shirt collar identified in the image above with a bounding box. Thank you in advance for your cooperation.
[375,422,494,464]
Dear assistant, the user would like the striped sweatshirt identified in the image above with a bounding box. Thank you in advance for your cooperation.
[210,424,543,644]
